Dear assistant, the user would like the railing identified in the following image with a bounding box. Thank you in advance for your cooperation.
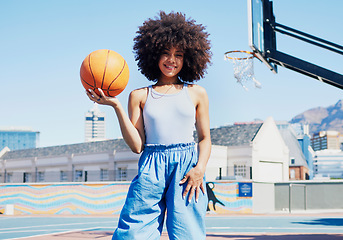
[0,170,138,183]
[0,166,252,183]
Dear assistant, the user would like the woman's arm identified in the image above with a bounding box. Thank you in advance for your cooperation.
[86,88,145,154]
[179,85,211,202]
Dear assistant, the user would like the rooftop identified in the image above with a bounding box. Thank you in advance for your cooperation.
[1,138,130,160]
[210,123,262,146]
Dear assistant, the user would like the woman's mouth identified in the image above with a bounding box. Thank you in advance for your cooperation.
[165,64,176,70]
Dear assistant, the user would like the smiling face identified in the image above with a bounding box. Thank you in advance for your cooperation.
[158,47,184,80]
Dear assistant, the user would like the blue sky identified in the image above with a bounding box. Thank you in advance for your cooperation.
[1,0,342,147]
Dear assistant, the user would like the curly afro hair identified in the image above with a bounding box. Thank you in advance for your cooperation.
[133,11,212,83]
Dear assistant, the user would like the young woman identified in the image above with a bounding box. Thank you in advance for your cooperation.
[86,11,212,240]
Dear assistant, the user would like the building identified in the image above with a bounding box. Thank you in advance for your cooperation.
[85,104,106,142]
[290,123,310,136]
[207,117,293,182]
[313,149,343,179]
[0,127,40,150]
[0,139,137,183]
[312,131,341,151]
[288,123,314,179]
[1,117,310,183]
[277,122,310,180]
[298,134,314,179]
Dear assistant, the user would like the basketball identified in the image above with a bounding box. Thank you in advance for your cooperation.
[80,49,129,97]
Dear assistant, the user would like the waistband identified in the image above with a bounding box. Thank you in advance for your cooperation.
[144,142,195,152]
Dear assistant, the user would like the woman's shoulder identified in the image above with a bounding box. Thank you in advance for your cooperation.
[186,83,207,96]
[129,86,149,102]
[130,86,150,95]
[186,84,208,106]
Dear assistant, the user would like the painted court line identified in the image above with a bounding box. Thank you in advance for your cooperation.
[0,220,114,231]
[0,227,115,235]
[1,227,98,240]
[2,228,89,234]
[207,226,343,230]
[2,215,343,240]
[0,220,115,240]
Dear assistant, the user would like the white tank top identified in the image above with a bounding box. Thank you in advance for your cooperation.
[143,84,196,145]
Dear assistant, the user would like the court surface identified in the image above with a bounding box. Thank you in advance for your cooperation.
[1,212,343,240]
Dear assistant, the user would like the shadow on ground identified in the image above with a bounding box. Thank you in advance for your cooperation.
[206,234,343,240]
[293,218,343,226]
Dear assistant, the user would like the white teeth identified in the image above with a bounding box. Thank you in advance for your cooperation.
[166,65,175,69]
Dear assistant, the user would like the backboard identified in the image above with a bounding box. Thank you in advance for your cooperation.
[247,0,277,73]
[246,0,343,89]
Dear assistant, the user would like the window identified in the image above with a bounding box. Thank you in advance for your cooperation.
[6,173,13,183]
[100,169,109,181]
[60,171,68,182]
[234,164,246,177]
[290,169,296,179]
[75,170,83,182]
[23,172,32,183]
[118,168,127,181]
[37,172,45,182]
[290,158,295,165]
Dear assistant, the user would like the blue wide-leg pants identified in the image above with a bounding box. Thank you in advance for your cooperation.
[112,143,207,240]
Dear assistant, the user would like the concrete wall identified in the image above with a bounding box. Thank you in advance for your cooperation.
[275,181,343,212]
[2,180,343,215]
[252,182,275,213]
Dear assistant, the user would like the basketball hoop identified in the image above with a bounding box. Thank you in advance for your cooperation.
[224,50,261,90]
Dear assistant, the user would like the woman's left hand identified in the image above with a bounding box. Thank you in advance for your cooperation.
[179,166,205,203]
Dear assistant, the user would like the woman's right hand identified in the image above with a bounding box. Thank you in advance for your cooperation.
[86,88,120,108]
[86,87,145,154]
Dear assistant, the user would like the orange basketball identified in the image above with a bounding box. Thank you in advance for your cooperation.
[80,49,129,97]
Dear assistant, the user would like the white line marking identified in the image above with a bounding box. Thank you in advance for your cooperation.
[0,221,114,231]
[207,226,343,230]
[1,226,111,240]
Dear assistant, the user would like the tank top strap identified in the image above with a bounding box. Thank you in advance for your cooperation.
[147,85,153,94]
[145,85,153,103]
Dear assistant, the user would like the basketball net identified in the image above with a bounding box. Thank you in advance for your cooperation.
[224,50,261,90]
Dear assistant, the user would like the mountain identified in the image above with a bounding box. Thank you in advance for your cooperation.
[290,99,343,135]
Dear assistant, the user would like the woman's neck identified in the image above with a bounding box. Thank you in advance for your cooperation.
[156,76,181,86]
